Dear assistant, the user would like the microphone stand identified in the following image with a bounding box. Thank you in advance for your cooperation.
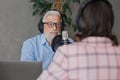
[63,40,68,45]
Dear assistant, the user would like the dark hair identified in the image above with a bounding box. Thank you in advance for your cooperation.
[38,9,64,33]
[74,33,82,42]
[74,32,82,37]
[76,0,118,46]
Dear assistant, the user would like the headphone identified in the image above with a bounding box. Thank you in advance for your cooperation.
[76,0,111,32]
[38,10,65,33]
[51,35,63,52]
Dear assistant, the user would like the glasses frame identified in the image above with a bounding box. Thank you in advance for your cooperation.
[43,21,62,28]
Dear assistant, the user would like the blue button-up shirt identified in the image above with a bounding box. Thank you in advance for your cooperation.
[21,34,54,69]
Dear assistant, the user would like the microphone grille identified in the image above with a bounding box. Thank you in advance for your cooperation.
[62,31,68,40]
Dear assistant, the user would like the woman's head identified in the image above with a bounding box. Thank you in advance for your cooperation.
[76,0,118,45]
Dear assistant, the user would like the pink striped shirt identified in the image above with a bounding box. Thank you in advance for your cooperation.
[37,37,120,80]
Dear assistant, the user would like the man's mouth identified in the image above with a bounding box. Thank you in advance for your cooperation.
[50,31,58,34]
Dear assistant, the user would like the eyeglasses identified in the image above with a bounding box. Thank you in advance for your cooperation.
[44,21,61,28]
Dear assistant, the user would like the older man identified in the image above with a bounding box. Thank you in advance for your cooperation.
[21,10,64,69]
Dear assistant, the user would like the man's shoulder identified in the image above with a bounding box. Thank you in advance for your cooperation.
[23,34,42,44]
[68,38,74,42]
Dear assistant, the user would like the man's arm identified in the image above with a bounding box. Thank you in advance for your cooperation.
[21,40,35,61]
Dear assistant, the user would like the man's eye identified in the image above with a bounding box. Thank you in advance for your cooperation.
[57,23,61,27]
[48,22,53,26]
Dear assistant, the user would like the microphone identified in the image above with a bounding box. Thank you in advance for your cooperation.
[52,31,71,52]
[62,31,68,45]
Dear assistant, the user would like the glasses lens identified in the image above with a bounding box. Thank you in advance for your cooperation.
[45,22,61,28]
[56,23,61,27]
[48,22,54,27]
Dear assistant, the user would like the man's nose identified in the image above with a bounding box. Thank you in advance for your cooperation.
[53,24,57,30]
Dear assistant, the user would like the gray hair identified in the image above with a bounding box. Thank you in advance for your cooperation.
[42,10,62,22]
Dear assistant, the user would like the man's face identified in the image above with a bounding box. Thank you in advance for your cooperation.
[43,15,62,43]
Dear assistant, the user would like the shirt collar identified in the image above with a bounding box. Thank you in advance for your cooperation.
[41,34,47,45]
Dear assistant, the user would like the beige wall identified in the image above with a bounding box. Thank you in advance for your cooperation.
[0,0,120,61]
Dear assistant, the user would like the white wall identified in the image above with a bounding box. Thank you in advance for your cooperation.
[0,0,120,61]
